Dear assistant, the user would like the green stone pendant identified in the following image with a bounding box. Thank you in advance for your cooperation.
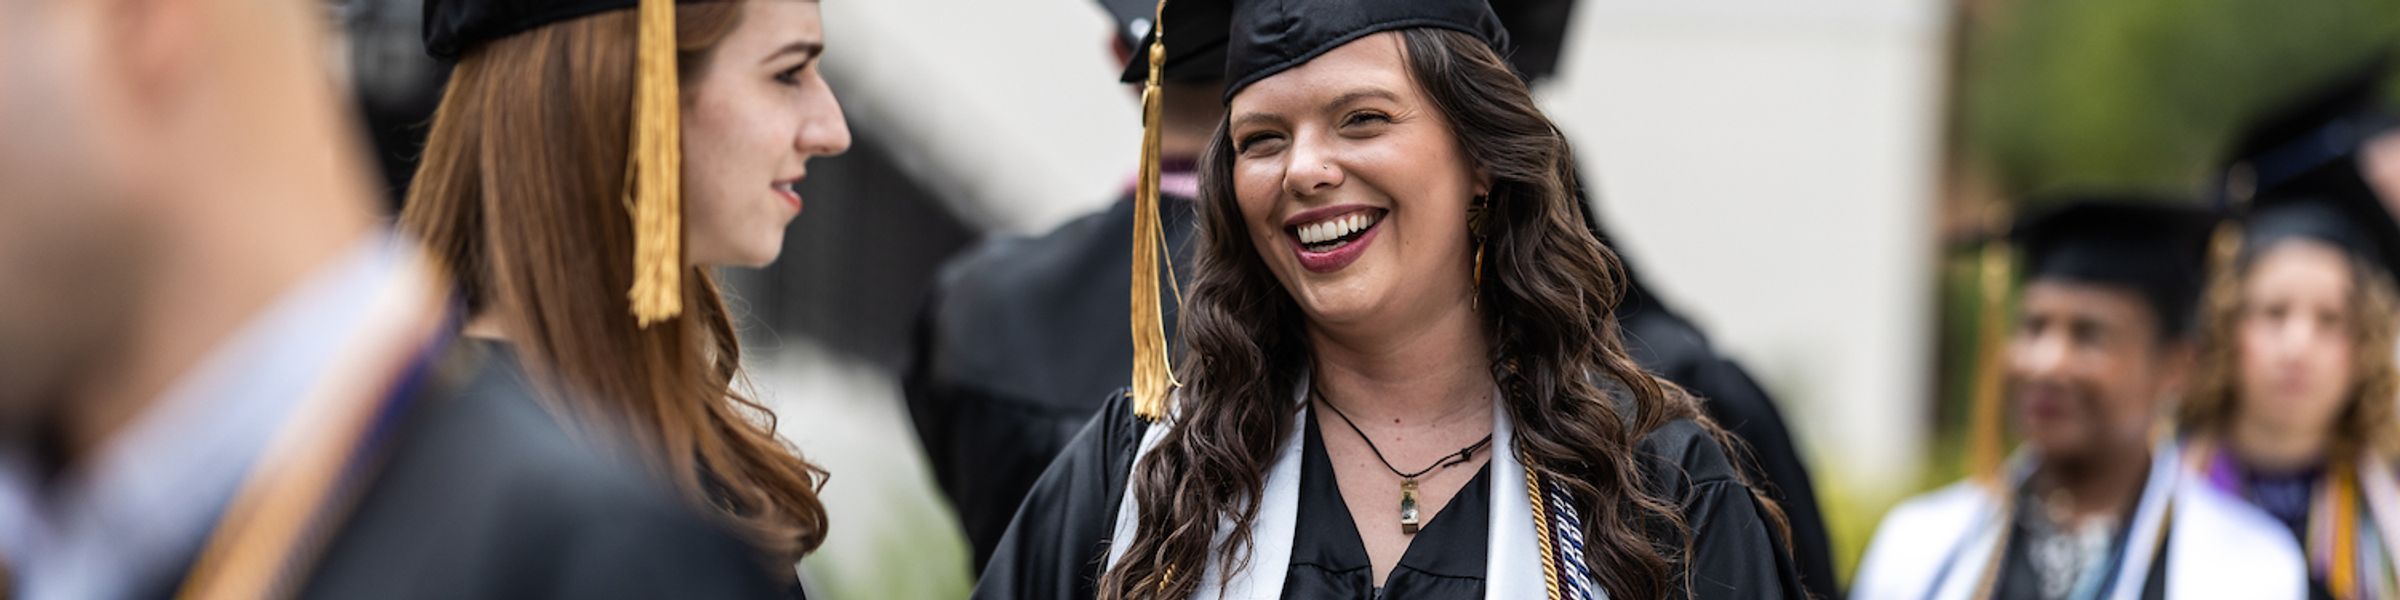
[1399,479,1422,534]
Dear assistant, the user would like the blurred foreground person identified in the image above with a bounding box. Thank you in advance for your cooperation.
[976,0,1803,598]
[0,0,775,598]
[2180,190,2400,600]
[404,0,852,595]
[1854,198,2301,600]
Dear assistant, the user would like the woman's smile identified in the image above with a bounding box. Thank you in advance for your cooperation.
[1287,206,1388,273]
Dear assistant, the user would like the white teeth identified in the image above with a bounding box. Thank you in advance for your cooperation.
[1296,211,1378,246]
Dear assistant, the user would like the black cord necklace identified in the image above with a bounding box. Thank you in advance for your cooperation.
[1312,385,1494,535]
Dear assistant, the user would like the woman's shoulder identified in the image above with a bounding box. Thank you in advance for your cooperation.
[1631,416,1750,494]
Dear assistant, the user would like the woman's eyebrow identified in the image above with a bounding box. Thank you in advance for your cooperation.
[1324,87,1402,109]
[761,40,824,66]
[1229,87,1402,131]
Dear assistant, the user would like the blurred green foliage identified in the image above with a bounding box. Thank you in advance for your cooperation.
[1962,0,2400,203]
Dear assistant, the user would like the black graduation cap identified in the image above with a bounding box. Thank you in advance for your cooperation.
[420,0,693,325]
[424,0,657,60]
[2219,55,2396,208]
[1112,0,1574,87]
[1221,0,1510,101]
[2243,192,2400,288]
[1486,0,1575,82]
[2011,197,2221,338]
[1105,0,1234,84]
[2216,53,2400,287]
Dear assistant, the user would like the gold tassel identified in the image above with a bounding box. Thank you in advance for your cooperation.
[1967,238,2015,486]
[1128,0,1180,421]
[627,0,684,326]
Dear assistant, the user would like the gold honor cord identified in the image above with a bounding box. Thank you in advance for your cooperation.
[1967,238,2015,487]
[1129,0,1182,420]
[628,0,684,326]
[1524,451,1565,600]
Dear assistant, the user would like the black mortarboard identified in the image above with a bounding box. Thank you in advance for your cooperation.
[1106,0,1234,84]
[2217,54,2400,287]
[421,0,692,325]
[1217,0,1511,102]
[2219,55,2396,207]
[1487,0,1574,82]
[2011,198,2220,338]
[2243,193,2400,288]
[1113,0,1573,87]
[425,0,670,60]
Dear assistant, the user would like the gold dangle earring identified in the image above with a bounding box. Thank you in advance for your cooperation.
[1468,195,1489,309]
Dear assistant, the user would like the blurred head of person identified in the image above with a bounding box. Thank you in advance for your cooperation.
[1106,23,1774,599]
[2184,197,2400,468]
[1103,0,1226,160]
[2005,201,2214,468]
[0,0,375,445]
[400,0,845,568]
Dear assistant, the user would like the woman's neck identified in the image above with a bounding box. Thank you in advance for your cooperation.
[1307,302,1493,427]
[2229,414,2334,474]
[2037,443,2153,524]
[461,312,512,343]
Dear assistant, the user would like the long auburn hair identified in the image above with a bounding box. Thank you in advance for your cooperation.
[2183,236,2400,461]
[1098,28,1783,600]
[399,3,828,571]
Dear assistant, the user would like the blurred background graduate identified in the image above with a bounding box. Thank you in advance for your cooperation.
[1853,198,2303,599]
[2176,58,2400,600]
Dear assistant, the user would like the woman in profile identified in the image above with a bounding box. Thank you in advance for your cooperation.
[403,0,850,595]
[974,1,1802,598]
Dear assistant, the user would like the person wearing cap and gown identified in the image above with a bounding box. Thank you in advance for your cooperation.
[973,1,1805,598]
[1851,198,2305,600]
[0,0,774,598]
[903,0,1221,573]
[909,1,1839,593]
[404,0,851,596]
[2175,190,2400,600]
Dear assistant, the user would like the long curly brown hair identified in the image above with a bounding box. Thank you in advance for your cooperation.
[399,3,827,574]
[1096,28,1783,600]
[2183,235,2400,460]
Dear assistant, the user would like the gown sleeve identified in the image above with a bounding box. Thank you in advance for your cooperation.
[969,391,1150,600]
[1641,419,1812,600]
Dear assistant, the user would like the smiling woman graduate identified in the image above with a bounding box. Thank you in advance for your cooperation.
[970,1,1805,598]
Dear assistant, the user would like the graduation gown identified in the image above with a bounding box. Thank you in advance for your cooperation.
[217,340,781,599]
[1616,269,1840,597]
[908,192,1836,599]
[971,389,1806,600]
[1850,446,2307,600]
[904,191,1196,572]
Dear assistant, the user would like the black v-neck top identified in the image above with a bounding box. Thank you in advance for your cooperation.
[1284,408,1492,600]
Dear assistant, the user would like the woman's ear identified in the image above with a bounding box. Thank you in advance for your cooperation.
[1473,166,1493,197]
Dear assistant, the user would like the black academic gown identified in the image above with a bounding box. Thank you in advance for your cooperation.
[1614,271,1840,598]
[164,340,785,599]
[1284,407,1495,598]
[971,391,1807,600]
[904,191,1196,572]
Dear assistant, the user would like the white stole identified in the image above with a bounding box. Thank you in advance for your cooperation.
[1104,372,1583,599]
